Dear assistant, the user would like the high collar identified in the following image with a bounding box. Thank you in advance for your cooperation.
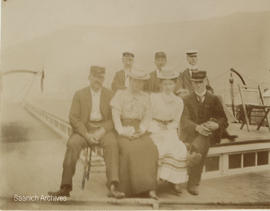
[160,92,176,103]
[188,64,198,70]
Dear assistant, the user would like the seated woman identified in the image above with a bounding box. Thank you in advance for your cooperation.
[110,70,159,199]
[148,70,188,194]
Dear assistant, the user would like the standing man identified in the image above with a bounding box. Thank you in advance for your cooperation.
[48,66,124,198]
[180,71,228,195]
[178,50,213,96]
[111,52,134,92]
[147,51,168,92]
[147,51,181,93]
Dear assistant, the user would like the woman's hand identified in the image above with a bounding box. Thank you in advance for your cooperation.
[85,133,99,146]
[120,126,136,138]
[131,129,145,139]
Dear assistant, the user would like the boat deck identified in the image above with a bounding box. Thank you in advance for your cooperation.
[222,123,270,144]
[1,103,270,209]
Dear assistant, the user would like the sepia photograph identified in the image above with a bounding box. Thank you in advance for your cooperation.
[0,0,270,210]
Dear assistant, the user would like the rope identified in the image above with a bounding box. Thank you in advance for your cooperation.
[13,76,35,101]
[22,75,36,101]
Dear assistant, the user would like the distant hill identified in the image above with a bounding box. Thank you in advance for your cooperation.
[2,11,270,103]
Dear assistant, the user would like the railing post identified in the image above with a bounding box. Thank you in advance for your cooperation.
[221,154,229,176]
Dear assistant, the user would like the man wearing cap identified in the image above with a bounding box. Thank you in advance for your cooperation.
[147,51,167,92]
[111,52,134,92]
[178,50,213,96]
[147,51,182,94]
[180,71,228,195]
[48,66,124,198]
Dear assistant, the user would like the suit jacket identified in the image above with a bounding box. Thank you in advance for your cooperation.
[180,92,228,145]
[69,86,114,138]
[146,70,182,93]
[111,70,126,93]
[146,71,161,93]
[112,69,150,93]
[178,69,213,94]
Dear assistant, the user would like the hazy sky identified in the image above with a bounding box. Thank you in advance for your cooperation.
[2,0,270,46]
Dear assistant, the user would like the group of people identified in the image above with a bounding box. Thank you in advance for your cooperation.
[48,50,229,199]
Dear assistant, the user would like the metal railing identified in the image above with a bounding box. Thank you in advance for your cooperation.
[23,101,105,168]
[24,102,72,138]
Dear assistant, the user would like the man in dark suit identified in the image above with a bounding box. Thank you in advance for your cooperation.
[147,51,181,93]
[111,52,134,92]
[180,71,228,195]
[178,50,237,139]
[48,66,124,198]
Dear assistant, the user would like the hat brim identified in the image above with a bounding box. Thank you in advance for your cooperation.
[128,72,150,80]
[160,77,178,80]
[91,73,105,78]
[191,78,205,82]
[186,53,198,56]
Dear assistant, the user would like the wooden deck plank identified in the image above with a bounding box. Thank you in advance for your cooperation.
[226,123,270,142]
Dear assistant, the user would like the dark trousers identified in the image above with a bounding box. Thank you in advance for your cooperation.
[60,131,119,190]
[188,134,210,187]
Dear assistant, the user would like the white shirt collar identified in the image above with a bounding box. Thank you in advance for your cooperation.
[195,90,207,98]
[90,87,101,96]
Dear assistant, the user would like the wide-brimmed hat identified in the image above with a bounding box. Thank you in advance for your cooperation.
[128,70,150,80]
[191,70,207,82]
[90,65,105,77]
[157,70,179,80]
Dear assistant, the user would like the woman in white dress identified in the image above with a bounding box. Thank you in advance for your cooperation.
[148,70,187,194]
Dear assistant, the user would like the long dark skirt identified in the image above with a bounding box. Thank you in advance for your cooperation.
[117,119,159,196]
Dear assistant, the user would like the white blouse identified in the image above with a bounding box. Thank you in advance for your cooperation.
[149,92,184,132]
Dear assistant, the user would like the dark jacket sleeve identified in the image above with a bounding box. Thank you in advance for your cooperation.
[111,72,120,93]
[206,77,214,94]
[180,99,198,142]
[100,89,114,132]
[213,96,228,130]
[210,95,229,144]
[69,91,88,138]
[177,73,185,89]
[174,75,185,94]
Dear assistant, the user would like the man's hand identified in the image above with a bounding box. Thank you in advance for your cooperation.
[203,121,219,131]
[85,133,99,146]
[92,127,106,141]
[195,124,212,136]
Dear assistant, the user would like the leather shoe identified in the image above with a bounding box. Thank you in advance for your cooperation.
[48,186,71,197]
[172,184,182,195]
[107,183,125,199]
[187,185,199,195]
[149,190,158,200]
